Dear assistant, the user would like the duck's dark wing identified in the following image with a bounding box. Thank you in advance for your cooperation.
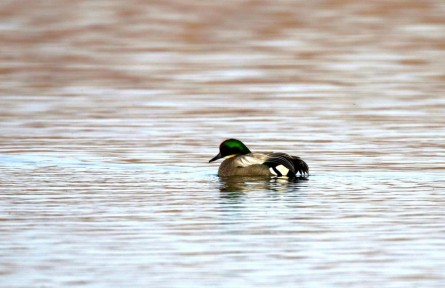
[263,153,309,177]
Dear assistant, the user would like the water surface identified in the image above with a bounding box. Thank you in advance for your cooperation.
[1,1,445,287]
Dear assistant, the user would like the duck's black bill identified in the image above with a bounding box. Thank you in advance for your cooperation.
[209,152,222,163]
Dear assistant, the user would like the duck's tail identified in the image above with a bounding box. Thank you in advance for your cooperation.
[263,153,309,178]
[291,156,309,177]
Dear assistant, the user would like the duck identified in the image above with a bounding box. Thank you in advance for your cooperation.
[209,138,309,178]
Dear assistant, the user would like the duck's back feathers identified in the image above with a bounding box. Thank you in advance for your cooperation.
[218,152,309,177]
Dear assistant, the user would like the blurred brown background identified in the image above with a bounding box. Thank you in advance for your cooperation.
[1,0,444,96]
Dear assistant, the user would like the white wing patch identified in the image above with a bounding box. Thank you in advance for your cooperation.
[269,165,289,176]
[276,165,289,176]
[269,167,277,175]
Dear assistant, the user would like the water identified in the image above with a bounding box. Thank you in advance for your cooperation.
[1,1,445,287]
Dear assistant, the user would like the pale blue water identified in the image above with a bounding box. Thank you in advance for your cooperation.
[1,151,444,287]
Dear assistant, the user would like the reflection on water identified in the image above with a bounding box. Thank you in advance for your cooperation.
[218,176,307,193]
[1,0,445,287]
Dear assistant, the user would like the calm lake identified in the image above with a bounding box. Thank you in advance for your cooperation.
[1,1,445,287]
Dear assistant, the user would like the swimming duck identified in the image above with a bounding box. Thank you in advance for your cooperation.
[209,139,309,178]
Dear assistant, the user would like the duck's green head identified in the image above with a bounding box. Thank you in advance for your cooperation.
[209,138,252,163]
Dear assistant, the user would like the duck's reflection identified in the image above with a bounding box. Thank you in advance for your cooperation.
[218,176,308,194]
